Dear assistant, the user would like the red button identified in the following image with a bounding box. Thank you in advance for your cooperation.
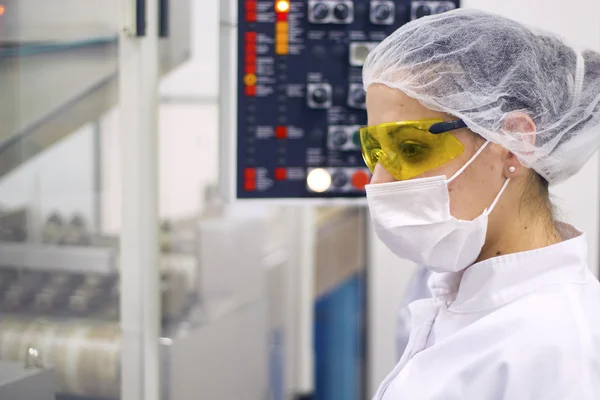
[351,170,370,190]
[275,126,287,139]
[246,11,256,22]
[245,42,256,54]
[275,168,287,180]
[244,168,256,180]
[245,31,257,43]
[276,12,288,21]
[244,180,256,191]
[245,86,256,96]
[245,63,256,74]
[246,53,257,64]
[245,1,257,11]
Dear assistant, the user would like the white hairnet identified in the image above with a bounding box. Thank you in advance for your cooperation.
[363,8,600,184]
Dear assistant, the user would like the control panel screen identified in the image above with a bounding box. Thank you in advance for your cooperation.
[236,0,459,199]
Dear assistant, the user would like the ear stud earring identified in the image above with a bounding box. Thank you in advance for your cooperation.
[508,166,516,173]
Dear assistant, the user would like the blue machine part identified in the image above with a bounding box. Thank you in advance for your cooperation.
[269,328,285,400]
[314,273,365,400]
[236,0,460,199]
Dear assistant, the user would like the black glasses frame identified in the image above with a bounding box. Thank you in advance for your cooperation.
[428,119,467,135]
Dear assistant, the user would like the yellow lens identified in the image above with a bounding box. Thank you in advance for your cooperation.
[359,120,464,181]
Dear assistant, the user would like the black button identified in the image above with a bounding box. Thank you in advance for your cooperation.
[312,88,329,104]
[313,3,329,20]
[333,3,349,20]
[351,88,366,105]
[331,130,348,147]
[332,171,349,187]
[435,4,454,14]
[416,5,431,19]
[374,4,391,21]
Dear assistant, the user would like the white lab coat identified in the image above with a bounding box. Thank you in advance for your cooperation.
[395,266,432,360]
[377,223,600,400]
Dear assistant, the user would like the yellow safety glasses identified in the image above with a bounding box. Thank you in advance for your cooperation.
[359,119,466,181]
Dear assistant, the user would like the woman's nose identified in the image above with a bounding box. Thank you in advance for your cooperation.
[370,164,397,184]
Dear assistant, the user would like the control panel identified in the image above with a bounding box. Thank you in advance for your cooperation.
[219,0,459,201]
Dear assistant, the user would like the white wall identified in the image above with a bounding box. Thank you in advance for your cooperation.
[367,0,600,395]
[159,0,218,98]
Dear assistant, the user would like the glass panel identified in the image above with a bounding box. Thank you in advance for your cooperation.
[0,1,123,398]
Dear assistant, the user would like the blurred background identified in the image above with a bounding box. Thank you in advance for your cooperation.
[0,0,598,399]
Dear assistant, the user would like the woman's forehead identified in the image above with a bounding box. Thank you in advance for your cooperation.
[366,85,450,124]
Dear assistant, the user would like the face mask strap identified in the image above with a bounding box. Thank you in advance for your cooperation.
[486,178,511,214]
[447,141,490,184]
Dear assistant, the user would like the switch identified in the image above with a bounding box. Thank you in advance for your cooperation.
[331,130,348,147]
[370,1,395,25]
[312,2,330,21]
[275,126,288,139]
[415,4,431,19]
[435,3,455,14]
[244,180,256,191]
[332,171,349,188]
[331,1,354,23]
[328,125,361,150]
[351,170,370,190]
[333,3,349,20]
[307,83,333,108]
[275,168,287,180]
[348,84,366,109]
[244,168,257,180]
[313,88,329,104]
[309,0,353,24]
[349,42,378,67]
[374,4,390,20]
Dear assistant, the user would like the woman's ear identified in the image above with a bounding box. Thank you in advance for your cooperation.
[502,112,536,177]
[503,112,536,138]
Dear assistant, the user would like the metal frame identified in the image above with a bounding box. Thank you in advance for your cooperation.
[218,0,239,203]
[119,0,161,398]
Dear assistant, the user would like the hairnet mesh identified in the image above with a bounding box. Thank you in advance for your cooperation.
[362,8,600,184]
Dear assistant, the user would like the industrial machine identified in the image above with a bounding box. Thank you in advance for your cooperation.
[0,202,276,399]
[220,0,460,201]
[0,1,205,398]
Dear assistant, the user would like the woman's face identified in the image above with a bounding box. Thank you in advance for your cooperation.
[366,84,510,222]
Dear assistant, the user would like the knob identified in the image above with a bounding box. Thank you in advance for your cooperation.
[351,88,366,105]
[333,3,349,20]
[416,5,431,19]
[312,88,329,105]
[313,2,329,20]
[332,171,349,187]
[331,130,348,147]
[373,4,391,21]
[435,4,454,14]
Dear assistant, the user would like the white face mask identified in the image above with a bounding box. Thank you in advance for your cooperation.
[365,141,510,273]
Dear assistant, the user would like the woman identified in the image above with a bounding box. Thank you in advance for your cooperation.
[361,9,600,399]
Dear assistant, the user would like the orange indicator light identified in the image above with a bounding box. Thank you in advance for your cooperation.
[0,5,5,16]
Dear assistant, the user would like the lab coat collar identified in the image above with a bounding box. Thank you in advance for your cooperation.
[448,222,588,313]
